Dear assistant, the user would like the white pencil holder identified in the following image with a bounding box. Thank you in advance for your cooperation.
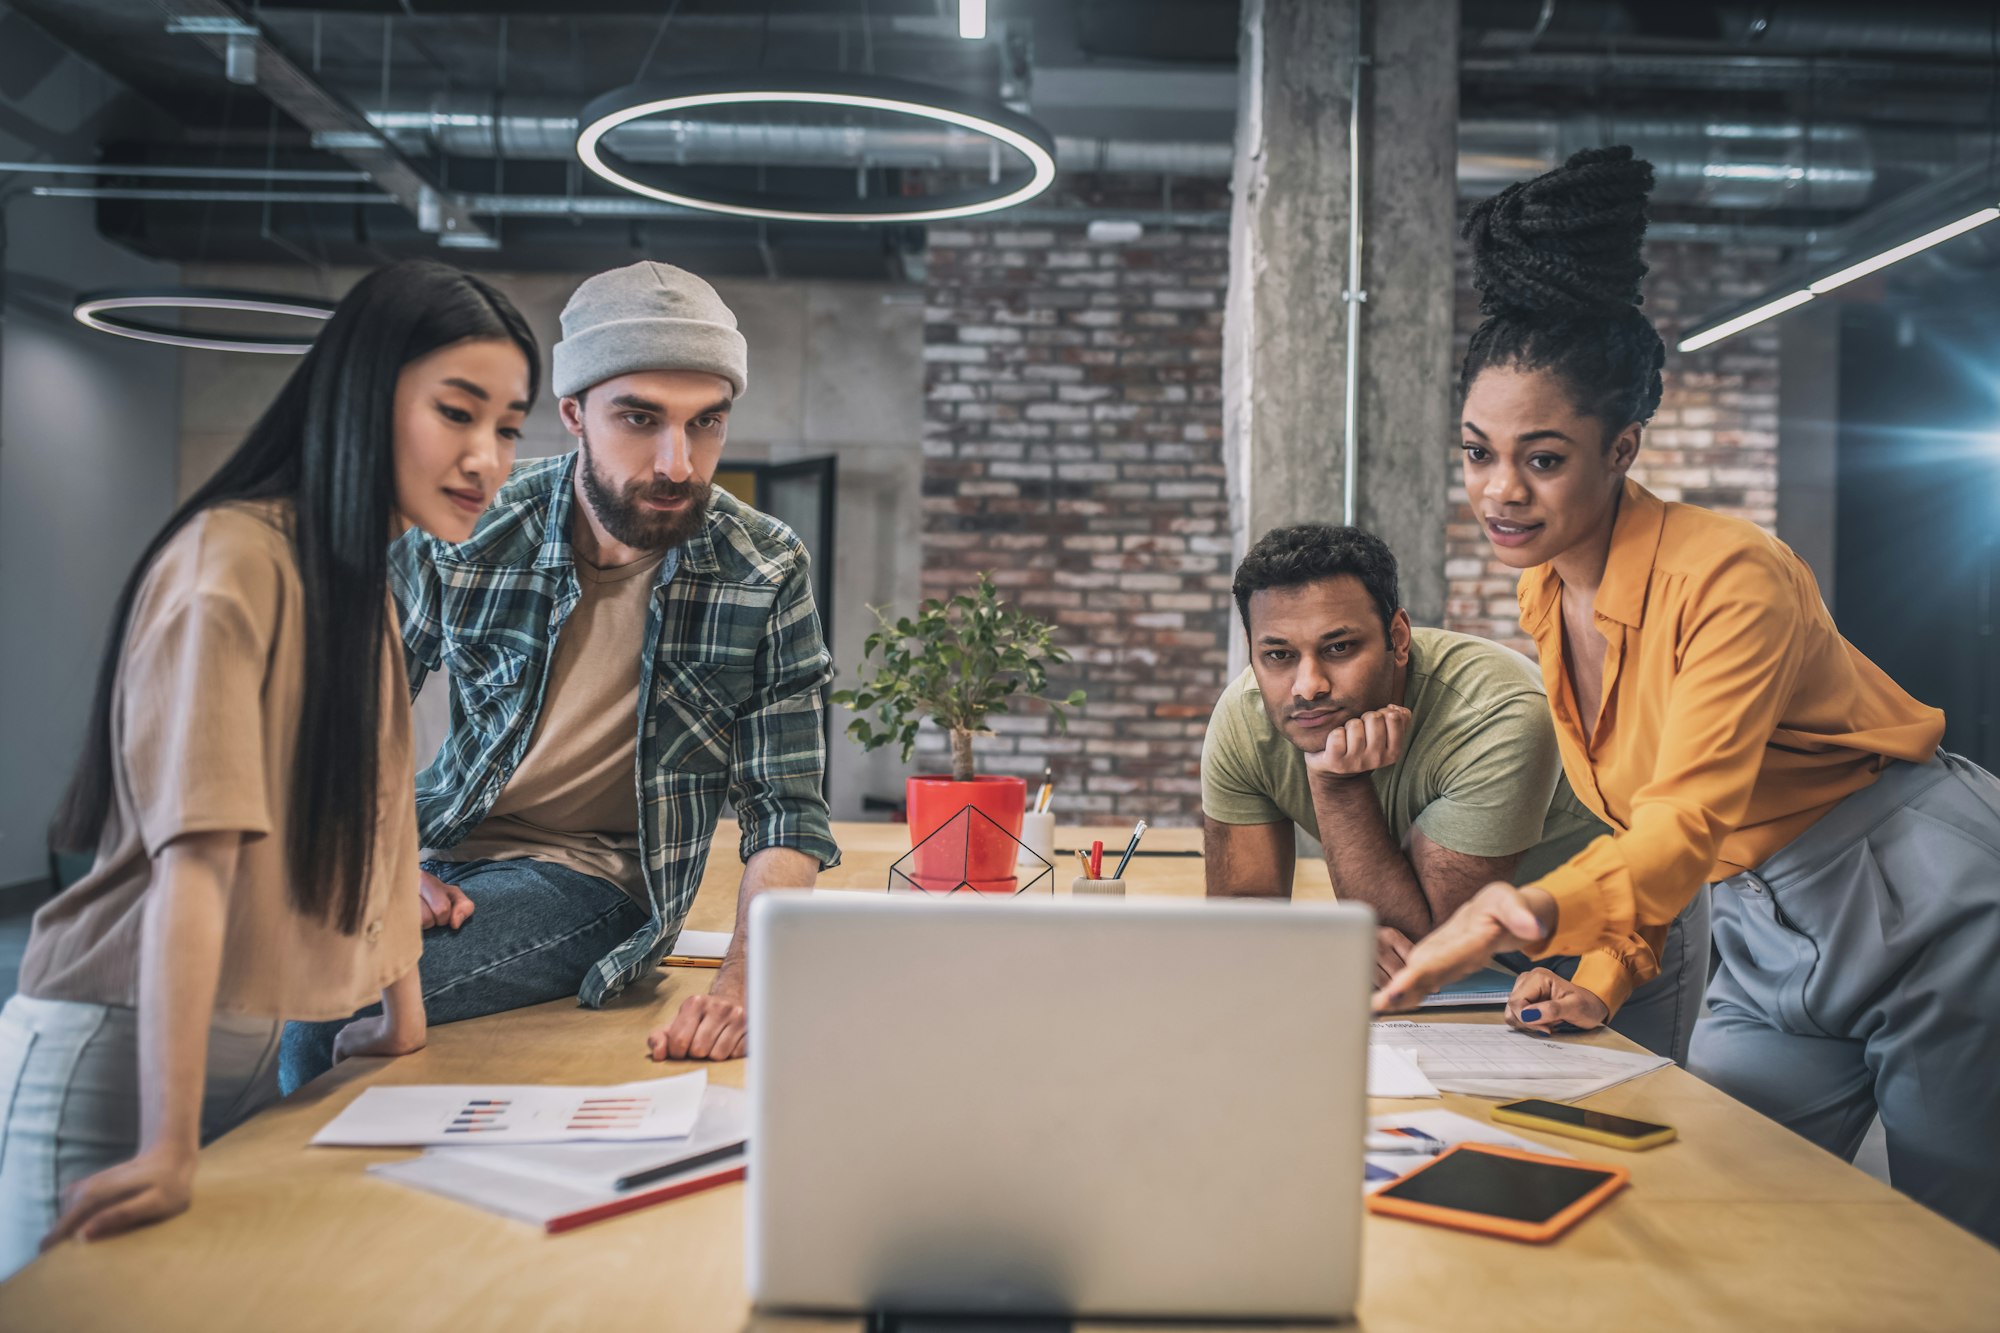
[1017,811,1056,866]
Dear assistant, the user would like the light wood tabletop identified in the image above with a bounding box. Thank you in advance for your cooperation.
[4,821,1997,1331]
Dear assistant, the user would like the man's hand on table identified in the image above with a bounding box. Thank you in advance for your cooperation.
[647,968,747,1062]
[1374,926,1416,989]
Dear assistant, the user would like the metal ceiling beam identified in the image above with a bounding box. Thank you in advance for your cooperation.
[154,0,493,248]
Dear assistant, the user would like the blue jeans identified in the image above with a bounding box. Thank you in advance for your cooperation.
[279,858,650,1094]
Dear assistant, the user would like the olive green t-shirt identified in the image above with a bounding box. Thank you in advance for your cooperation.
[1201,627,1603,883]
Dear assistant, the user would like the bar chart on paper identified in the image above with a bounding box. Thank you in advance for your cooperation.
[1370,1022,1670,1100]
[310,1071,709,1147]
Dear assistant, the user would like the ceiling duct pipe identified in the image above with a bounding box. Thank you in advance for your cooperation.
[363,97,1877,211]
[1464,1,2000,59]
[363,99,1237,178]
[1461,116,1877,211]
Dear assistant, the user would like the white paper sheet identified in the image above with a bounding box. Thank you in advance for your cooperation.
[368,1086,748,1229]
[667,930,731,961]
[311,1071,707,1147]
[1366,1044,1440,1098]
[1362,1108,1571,1193]
[1370,1020,1669,1100]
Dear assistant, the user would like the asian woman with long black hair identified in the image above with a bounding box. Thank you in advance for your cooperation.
[0,261,537,1274]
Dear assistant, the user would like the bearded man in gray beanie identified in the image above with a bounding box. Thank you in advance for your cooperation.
[280,261,838,1088]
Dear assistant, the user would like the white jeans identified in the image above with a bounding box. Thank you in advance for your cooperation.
[0,995,283,1281]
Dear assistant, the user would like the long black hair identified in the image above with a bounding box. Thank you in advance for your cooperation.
[1458,145,1665,434]
[50,260,538,934]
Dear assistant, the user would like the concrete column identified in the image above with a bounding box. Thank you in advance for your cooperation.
[1777,303,1840,608]
[1224,0,1459,628]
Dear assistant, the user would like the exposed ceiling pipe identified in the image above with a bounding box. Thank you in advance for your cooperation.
[1460,116,1876,210]
[1710,4,2000,57]
[1463,0,2000,59]
[39,184,1822,244]
[362,101,1237,178]
[1463,51,2000,92]
[159,0,492,247]
[363,97,1887,211]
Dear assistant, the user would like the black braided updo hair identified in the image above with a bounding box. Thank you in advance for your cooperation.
[1458,145,1665,435]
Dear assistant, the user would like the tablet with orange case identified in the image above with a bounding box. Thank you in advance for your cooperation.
[1365,1143,1629,1243]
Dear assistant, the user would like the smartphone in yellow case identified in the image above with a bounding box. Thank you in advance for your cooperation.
[1491,1098,1677,1151]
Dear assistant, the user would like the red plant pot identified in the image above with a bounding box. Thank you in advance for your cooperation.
[905,775,1028,893]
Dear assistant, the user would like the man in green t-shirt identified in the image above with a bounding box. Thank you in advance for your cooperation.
[1202,524,1708,1063]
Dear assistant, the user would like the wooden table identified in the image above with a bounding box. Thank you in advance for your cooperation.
[5,822,1997,1331]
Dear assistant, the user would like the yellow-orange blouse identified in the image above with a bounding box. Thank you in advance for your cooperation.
[1519,480,1944,1010]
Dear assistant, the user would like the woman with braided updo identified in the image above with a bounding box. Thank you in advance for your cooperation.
[1377,146,2000,1245]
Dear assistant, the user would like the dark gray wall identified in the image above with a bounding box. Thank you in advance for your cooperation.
[0,36,181,888]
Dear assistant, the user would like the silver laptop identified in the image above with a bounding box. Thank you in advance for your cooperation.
[746,892,1374,1321]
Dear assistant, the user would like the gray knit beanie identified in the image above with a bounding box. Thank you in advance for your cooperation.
[551,261,748,399]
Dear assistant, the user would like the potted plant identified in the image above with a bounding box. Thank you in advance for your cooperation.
[831,574,1086,889]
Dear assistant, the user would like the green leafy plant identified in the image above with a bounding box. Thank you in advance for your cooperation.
[830,574,1086,783]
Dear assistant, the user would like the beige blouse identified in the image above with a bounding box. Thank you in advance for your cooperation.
[20,501,421,1021]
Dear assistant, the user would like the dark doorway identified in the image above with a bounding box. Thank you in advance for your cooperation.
[1835,308,2000,770]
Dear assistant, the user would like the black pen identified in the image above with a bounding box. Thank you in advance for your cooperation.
[614,1139,748,1191]
[1110,820,1149,880]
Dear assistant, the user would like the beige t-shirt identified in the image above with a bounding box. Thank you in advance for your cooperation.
[1201,626,1604,883]
[20,502,421,1021]
[442,548,664,901]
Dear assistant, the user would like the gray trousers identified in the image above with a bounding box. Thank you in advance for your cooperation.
[1690,751,2000,1247]
[1499,885,1709,1066]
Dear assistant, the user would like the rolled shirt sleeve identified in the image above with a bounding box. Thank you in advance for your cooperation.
[728,549,841,870]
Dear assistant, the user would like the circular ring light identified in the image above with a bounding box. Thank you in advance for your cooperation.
[73,287,337,354]
[576,73,1058,224]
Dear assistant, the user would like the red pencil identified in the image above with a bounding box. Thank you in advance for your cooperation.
[1090,840,1104,879]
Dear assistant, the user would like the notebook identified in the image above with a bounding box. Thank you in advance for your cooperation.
[1417,966,1518,1009]
[370,1085,746,1234]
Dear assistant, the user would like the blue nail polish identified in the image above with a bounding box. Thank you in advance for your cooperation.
[1521,1007,1541,1022]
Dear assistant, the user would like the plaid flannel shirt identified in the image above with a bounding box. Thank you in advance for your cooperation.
[391,452,840,1006]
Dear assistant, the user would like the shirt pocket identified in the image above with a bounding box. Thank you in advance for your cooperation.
[444,640,531,721]
[652,660,755,774]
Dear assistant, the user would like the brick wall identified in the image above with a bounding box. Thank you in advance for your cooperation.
[919,229,1784,824]
[1444,240,1785,652]
[918,220,1232,823]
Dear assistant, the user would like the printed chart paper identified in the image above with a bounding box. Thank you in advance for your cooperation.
[369,1086,750,1230]
[311,1071,707,1147]
[1371,1020,1670,1100]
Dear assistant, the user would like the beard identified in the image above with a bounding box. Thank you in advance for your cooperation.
[578,433,713,551]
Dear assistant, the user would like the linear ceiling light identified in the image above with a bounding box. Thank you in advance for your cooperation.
[1677,206,2000,353]
[1676,290,1816,353]
[575,74,1056,224]
[73,288,336,354]
[1806,207,2000,295]
[960,0,988,40]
